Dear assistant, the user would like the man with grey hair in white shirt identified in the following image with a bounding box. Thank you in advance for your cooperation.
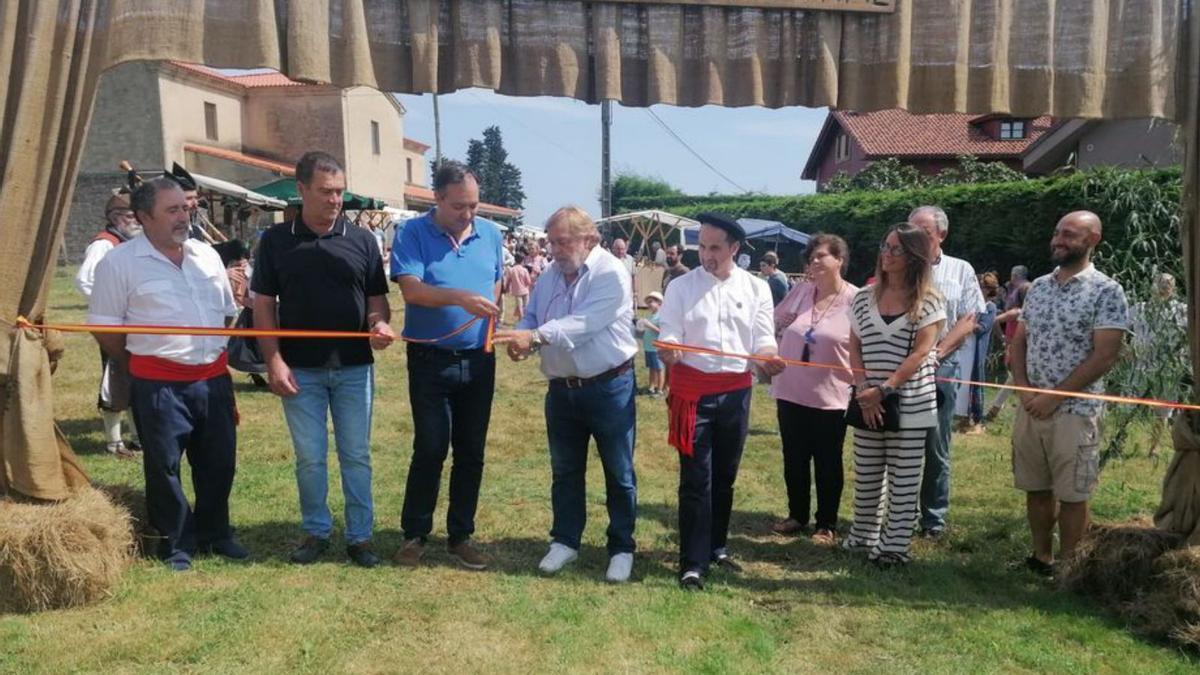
[908,205,985,539]
[495,206,640,583]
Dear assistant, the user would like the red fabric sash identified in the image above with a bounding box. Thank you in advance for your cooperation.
[91,230,121,246]
[667,363,752,457]
[129,352,229,382]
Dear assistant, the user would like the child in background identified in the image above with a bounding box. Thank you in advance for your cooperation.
[638,292,665,397]
[504,251,533,325]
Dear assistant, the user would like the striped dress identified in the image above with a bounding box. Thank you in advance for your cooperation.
[843,288,946,563]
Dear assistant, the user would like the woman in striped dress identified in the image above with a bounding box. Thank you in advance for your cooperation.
[843,223,945,567]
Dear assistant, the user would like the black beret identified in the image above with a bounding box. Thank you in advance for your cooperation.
[696,212,744,242]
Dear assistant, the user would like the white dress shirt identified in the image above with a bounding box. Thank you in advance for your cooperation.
[88,236,238,365]
[75,238,116,298]
[931,252,985,363]
[657,266,777,374]
[517,245,638,378]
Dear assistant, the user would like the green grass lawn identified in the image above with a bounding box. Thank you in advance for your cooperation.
[2,268,1196,673]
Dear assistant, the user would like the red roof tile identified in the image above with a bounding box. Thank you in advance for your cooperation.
[403,185,521,218]
[167,62,310,89]
[833,109,1055,159]
[184,143,295,175]
[404,138,431,153]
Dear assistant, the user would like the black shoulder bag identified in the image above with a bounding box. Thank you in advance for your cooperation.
[844,321,915,432]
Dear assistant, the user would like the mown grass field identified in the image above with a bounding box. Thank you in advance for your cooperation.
[1,267,1196,673]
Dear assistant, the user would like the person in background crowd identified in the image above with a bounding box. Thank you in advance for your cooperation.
[908,205,984,540]
[759,251,790,306]
[611,237,638,309]
[843,224,945,567]
[1009,211,1128,577]
[638,291,665,397]
[89,177,244,571]
[76,189,143,457]
[986,265,1032,421]
[661,244,689,292]
[961,272,1000,435]
[657,213,784,591]
[504,251,533,325]
[495,206,639,583]
[652,240,667,267]
[770,234,857,545]
[1129,272,1187,456]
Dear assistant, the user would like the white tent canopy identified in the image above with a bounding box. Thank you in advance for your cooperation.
[596,210,700,252]
[192,172,287,209]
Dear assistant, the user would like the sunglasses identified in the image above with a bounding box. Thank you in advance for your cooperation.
[879,241,907,257]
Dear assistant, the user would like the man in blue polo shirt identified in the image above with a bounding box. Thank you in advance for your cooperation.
[390,161,503,570]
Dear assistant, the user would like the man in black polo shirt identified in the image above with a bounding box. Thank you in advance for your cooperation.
[252,151,395,568]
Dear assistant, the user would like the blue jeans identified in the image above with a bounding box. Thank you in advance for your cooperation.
[920,359,958,531]
[545,368,638,554]
[281,365,375,544]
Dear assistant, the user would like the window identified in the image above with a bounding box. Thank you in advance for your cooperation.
[999,120,1027,140]
[370,120,381,155]
[835,132,851,162]
[406,157,414,184]
[203,102,218,141]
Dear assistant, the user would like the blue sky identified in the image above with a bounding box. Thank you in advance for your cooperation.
[396,89,827,227]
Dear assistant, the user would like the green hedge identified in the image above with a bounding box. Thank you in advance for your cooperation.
[618,167,1183,285]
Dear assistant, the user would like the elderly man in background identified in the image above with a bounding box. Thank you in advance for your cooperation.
[76,189,143,457]
[611,237,638,309]
[88,177,243,571]
[908,205,985,539]
[495,206,639,583]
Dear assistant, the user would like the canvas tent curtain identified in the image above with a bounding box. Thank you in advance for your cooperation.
[0,0,1195,502]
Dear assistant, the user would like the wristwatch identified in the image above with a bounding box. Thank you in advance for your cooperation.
[876,383,897,397]
[529,329,545,351]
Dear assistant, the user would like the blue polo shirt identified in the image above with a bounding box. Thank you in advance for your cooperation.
[390,209,503,350]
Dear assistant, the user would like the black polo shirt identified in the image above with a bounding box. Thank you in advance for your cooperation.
[251,217,389,368]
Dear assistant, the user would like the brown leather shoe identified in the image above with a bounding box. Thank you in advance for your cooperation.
[448,540,491,570]
[772,518,805,536]
[392,538,425,567]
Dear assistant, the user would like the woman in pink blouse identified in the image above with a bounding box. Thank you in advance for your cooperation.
[770,234,858,545]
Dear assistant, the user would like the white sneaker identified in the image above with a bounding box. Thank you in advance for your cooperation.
[537,543,578,575]
[605,552,633,583]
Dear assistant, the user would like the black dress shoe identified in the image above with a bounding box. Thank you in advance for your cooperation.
[679,571,704,591]
[202,539,250,560]
[1023,555,1055,578]
[347,542,380,568]
[712,553,743,573]
[290,535,330,564]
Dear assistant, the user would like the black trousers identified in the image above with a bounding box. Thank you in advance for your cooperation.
[678,386,751,574]
[776,400,847,531]
[401,344,496,545]
[130,373,237,562]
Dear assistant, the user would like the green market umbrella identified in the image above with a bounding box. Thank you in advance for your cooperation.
[253,178,386,211]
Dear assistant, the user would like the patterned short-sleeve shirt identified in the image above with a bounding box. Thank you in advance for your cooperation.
[1019,264,1130,416]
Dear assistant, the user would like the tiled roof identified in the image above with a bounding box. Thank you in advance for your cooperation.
[184,143,295,175]
[167,61,310,89]
[404,138,431,153]
[833,109,1055,158]
[403,185,521,218]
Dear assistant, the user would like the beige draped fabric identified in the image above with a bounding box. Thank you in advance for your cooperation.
[0,0,1194,501]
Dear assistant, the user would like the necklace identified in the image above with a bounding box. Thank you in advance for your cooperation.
[801,280,845,362]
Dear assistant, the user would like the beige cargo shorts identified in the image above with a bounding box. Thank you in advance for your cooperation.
[1012,407,1101,503]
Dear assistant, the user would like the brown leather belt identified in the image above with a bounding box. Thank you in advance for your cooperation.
[550,359,633,389]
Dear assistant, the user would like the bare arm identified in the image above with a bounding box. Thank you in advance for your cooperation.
[1053,329,1124,394]
[92,333,127,363]
[253,294,299,397]
[937,312,977,360]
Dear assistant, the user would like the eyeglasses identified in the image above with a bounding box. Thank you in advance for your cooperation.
[879,241,906,257]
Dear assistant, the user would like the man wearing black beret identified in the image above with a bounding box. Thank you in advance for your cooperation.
[657,212,786,590]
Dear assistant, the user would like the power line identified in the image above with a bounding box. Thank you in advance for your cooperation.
[642,108,747,193]
[464,91,588,163]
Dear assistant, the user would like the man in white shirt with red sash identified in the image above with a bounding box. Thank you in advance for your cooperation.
[88,177,243,571]
[657,213,785,590]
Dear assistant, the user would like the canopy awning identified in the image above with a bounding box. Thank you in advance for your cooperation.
[683,218,811,248]
[192,172,288,210]
[597,210,701,251]
[252,178,387,211]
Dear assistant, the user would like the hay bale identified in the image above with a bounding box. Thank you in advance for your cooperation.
[0,487,134,613]
[95,483,151,556]
[1130,547,1200,649]
[1058,519,1181,606]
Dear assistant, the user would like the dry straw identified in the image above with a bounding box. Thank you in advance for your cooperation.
[0,487,135,613]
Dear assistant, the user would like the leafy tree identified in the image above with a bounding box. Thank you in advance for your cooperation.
[823,157,925,193]
[933,155,1027,186]
[462,126,526,212]
[611,172,683,209]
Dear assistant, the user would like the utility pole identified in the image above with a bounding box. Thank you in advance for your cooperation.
[433,92,443,172]
[600,99,612,218]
